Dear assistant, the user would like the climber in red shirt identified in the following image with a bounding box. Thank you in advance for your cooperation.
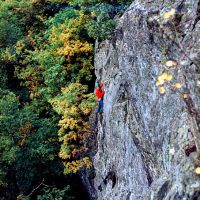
[95,82,105,113]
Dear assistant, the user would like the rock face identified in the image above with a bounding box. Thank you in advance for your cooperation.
[92,0,200,199]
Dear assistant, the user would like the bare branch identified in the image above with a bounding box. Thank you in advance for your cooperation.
[27,178,45,197]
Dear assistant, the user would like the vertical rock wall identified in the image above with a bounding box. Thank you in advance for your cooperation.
[92,0,200,199]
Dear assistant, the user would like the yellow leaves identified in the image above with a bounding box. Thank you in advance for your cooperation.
[64,131,78,143]
[58,127,65,135]
[195,167,200,174]
[46,12,95,174]
[59,116,79,129]
[165,74,173,81]
[61,83,88,94]
[158,73,173,82]
[173,82,182,89]
[161,73,173,81]
[183,93,188,99]
[162,8,176,20]
[83,157,93,168]
[55,39,93,59]
[158,73,168,81]
[59,149,71,159]
[82,108,91,115]
[51,83,95,173]
[48,15,93,62]
[156,58,183,94]
[30,0,39,4]
[156,79,165,86]
[64,157,92,174]
[159,86,165,94]
[157,79,182,94]
[156,73,173,90]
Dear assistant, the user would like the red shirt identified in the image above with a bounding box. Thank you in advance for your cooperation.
[95,83,105,99]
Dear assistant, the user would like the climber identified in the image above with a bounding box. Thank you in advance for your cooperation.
[95,81,105,113]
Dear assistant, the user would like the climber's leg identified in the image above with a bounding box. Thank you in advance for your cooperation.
[96,100,101,113]
[96,99,103,113]
[99,99,103,113]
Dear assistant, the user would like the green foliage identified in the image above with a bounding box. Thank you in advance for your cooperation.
[0,89,19,165]
[0,18,23,47]
[0,0,26,46]
[50,83,95,173]
[0,0,130,198]
[48,0,132,6]
[86,14,116,40]
[0,0,45,47]
[45,8,78,27]
[0,89,20,198]
[0,89,62,197]
[82,3,128,41]
[0,65,7,85]
[33,8,94,98]
[37,186,75,200]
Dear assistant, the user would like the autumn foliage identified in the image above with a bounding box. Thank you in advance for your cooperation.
[0,0,131,198]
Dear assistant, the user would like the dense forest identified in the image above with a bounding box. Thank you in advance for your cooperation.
[0,0,131,199]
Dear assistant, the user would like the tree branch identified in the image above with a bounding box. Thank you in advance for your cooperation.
[27,178,46,197]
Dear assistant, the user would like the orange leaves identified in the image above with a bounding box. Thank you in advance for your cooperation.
[71,147,85,158]
[18,121,33,146]
[64,157,92,174]
[18,121,32,134]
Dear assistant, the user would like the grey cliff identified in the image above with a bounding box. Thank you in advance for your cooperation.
[86,0,200,199]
